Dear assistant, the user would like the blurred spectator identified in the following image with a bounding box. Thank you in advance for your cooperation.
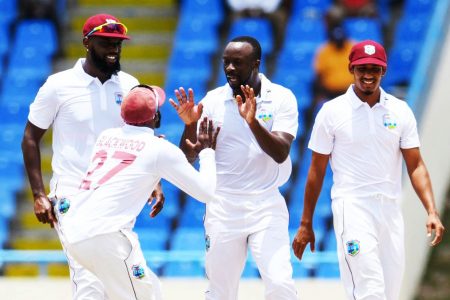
[335,0,378,18]
[19,0,57,20]
[226,0,288,52]
[312,9,355,106]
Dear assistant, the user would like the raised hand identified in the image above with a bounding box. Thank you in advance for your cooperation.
[186,117,220,152]
[169,87,203,125]
[235,85,257,125]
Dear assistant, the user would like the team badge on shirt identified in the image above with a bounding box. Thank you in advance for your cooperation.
[257,108,273,122]
[58,198,70,214]
[346,240,360,256]
[383,114,397,129]
[131,264,145,279]
[115,92,123,105]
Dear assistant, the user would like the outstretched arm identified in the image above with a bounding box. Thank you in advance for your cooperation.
[402,147,445,246]
[158,118,220,203]
[21,121,56,227]
[236,85,294,163]
[292,151,329,260]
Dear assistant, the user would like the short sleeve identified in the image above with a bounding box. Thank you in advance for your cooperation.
[400,103,420,149]
[308,104,334,155]
[28,78,59,130]
[271,89,299,138]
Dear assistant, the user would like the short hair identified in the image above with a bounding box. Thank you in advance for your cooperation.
[230,36,262,61]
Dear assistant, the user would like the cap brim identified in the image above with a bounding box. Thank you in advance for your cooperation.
[150,86,166,107]
[90,32,130,40]
[350,57,387,67]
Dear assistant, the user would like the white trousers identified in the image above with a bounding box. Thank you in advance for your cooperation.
[64,229,162,300]
[54,197,106,300]
[331,195,405,300]
[204,191,297,300]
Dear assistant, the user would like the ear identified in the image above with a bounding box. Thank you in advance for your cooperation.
[83,37,89,50]
[348,64,354,74]
[254,59,260,70]
[381,67,387,76]
[154,111,161,128]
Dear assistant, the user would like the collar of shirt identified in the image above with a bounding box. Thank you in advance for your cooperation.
[223,73,273,104]
[74,58,121,86]
[122,124,155,135]
[346,84,389,110]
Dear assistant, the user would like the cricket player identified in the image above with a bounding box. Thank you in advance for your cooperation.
[292,40,445,300]
[170,36,298,299]
[21,14,165,298]
[57,85,220,300]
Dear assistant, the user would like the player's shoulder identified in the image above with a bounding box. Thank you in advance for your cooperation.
[383,90,412,111]
[324,94,348,110]
[46,68,77,83]
[201,85,229,105]
[117,70,139,83]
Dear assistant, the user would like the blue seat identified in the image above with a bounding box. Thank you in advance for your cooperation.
[404,0,435,16]
[344,18,383,43]
[394,16,429,44]
[0,189,16,219]
[1,73,43,106]
[171,227,206,251]
[0,0,18,24]
[158,180,180,218]
[135,202,172,231]
[272,71,313,113]
[383,43,421,87]
[0,22,10,58]
[134,228,169,251]
[8,46,53,81]
[180,0,224,26]
[178,196,206,227]
[173,17,220,54]
[13,20,58,56]
[0,157,24,193]
[322,229,337,251]
[228,18,274,54]
[164,260,205,277]
[164,69,209,106]
[0,102,29,125]
[283,17,326,51]
[0,216,10,247]
[168,49,212,80]
[291,0,332,18]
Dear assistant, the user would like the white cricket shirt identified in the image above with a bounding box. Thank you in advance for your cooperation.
[200,73,298,196]
[28,59,139,196]
[309,85,420,199]
[59,125,217,244]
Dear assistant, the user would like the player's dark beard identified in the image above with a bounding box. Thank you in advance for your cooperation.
[231,68,254,98]
[91,48,121,76]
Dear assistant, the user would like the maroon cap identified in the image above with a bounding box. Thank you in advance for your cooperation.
[82,14,130,40]
[349,40,387,68]
[121,85,166,125]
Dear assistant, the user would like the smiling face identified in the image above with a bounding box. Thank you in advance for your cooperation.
[350,64,386,97]
[85,36,123,76]
[222,41,260,95]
